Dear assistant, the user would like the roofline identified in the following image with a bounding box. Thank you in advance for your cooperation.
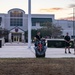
[9,26,25,32]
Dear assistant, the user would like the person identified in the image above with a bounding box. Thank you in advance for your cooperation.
[34,32,42,41]
[34,31,46,46]
[34,32,42,46]
[64,33,71,54]
[34,32,47,57]
[73,39,75,54]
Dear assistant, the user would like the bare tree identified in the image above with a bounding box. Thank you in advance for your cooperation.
[39,21,63,38]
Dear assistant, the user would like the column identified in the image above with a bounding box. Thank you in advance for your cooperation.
[9,33,12,42]
[22,33,25,42]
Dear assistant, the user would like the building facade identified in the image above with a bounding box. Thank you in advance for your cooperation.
[0,8,55,42]
[55,20,73,38]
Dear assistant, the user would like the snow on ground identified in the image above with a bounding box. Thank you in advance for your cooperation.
[0,43,75,58]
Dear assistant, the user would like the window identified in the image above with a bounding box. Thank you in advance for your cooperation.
[10,10,23,26]
[10,11,23,17]
[32,18,52,26]
[10,18,23,26]
[68,26,71,28]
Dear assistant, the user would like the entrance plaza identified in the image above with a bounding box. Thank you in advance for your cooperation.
[0,43,75,58]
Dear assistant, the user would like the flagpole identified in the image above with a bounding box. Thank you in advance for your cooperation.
[28,0,31,48]
[73,7,75,38]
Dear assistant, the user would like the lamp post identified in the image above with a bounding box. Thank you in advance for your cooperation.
[28,0,31,48]
[73,7,75,38]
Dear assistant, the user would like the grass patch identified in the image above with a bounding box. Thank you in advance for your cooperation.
[0,58,75,75]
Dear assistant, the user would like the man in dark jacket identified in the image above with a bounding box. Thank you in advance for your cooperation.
[34,32,42,41]
[64,33,71,54]
[34,32,42,46]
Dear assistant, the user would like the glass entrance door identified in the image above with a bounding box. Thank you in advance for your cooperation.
[13,35,19,42]
[11,33,22,42]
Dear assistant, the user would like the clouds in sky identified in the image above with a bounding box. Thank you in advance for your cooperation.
[39,8,64,12]
[0,0,74,19]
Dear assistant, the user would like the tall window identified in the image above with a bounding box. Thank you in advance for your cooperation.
[0,17,2,26]
[10,11,23,26]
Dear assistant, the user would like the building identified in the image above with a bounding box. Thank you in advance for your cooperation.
[0,8,55,42]
[55,20,73,38]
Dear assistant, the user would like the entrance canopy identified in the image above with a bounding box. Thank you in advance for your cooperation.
[9,27,25,42]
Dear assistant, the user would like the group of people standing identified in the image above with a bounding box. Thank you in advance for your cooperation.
[34,31,75,54]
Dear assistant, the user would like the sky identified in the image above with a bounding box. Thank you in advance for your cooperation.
[0,0,75,19]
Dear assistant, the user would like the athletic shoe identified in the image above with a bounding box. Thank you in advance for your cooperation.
[69,51,71,54]
[65,51,67,54]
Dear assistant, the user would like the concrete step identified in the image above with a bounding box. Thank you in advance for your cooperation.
[4,43,26,46]
[4,42,34,46]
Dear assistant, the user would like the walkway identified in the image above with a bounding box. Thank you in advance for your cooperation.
[0,43,75,58]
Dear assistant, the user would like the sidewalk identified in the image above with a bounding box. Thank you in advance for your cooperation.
[0,43,75,58]
[46,48,75,58]
[0,45,35,58]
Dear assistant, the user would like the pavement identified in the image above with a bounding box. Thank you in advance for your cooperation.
[0,43,75,58]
